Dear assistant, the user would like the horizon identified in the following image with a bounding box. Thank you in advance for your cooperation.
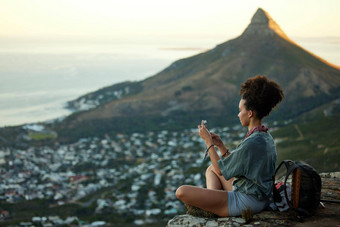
[1,1,340,41]
[1,0,340,66]
[1,0,339,67]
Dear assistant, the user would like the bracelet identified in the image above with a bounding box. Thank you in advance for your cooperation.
[203,144,214,160]
[222,150,230,158]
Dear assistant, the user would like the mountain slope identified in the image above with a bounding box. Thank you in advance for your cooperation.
[272,98,340,172]
[56,8,340,141]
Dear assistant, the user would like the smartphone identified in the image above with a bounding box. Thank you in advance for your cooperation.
[203,120,209,131]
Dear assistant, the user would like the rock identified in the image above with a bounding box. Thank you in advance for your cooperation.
[167,173,340,227]
[320,172,340,179]
[233,217,246,224]
[241,8,289,40]
[166,215,248,227]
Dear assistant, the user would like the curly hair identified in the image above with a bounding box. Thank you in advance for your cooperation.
[239,75,284,119]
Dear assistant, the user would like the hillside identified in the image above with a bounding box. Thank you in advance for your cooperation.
[54,8,340,142]
[272,98,340,172]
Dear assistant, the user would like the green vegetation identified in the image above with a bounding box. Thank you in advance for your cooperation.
[273,102,340,172]
[28,132,57,140]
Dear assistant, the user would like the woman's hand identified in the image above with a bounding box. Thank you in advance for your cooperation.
[198,121,223,176]
[198,120,213,146]
[210,132,223,147]
[211,132,229,156]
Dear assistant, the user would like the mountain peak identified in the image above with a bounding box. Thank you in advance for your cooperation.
[242,8,289,40]
[251,8,272,24]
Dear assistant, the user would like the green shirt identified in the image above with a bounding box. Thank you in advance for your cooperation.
[218,131,276,200]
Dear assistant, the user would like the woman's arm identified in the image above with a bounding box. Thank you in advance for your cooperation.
[198,121,225,176]
[210,132,230,158]
[207,146,223,176]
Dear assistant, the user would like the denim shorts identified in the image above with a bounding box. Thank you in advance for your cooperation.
[228,191,267,216]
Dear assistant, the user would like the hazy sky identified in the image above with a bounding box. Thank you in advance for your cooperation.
[0,0,339,127]
[0,0,339,43]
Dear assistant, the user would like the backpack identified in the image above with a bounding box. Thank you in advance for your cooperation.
[273,160,322,220]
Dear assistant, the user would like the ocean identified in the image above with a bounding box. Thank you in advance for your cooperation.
[0,37,339,127]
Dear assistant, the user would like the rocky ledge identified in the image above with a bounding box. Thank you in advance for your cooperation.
[167,172,340,227]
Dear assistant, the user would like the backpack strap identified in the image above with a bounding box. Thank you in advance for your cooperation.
[274,160,298,209]
[282,161,299,209]
[275,160,297,176]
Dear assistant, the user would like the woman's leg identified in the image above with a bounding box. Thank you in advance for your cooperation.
[206,164,233,191]
[176,185,229,217]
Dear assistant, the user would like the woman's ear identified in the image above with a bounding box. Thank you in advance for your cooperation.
[248,110,254,118]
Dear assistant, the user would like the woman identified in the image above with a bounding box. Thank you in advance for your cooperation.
[176,75,284,217]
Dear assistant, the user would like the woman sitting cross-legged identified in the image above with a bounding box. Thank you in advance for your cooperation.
[176,75,284,217]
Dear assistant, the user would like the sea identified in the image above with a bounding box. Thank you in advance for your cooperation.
[0,37,339,127]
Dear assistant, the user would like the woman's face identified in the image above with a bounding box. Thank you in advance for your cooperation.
[238,99,250,127]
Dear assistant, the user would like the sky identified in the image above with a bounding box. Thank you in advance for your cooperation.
[0,0,339,127]
[0,0,339,43]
